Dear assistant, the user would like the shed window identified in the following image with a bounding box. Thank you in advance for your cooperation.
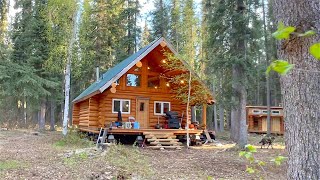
[252,109,261,114]
[154,101,170,115]
[272,110,280,115]
[126,74,141,87]
[112,99,130,114]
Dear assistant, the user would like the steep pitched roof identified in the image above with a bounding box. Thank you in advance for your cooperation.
[73,37,164,103]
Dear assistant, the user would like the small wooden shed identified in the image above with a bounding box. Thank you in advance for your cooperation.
[72,37,214,134]
[246,106,284,134]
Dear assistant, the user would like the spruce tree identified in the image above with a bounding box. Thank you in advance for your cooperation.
[150,0,170,39]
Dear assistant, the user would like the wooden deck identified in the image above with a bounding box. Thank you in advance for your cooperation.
[79,127,203,135]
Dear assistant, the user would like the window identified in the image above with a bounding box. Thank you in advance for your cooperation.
[148,75,160,88]
[272,110,280,115]
[112,99,130,114]
[154,101,170,115]
[126,74,141,87]
[115,79,120,85]
[140,102,145,111]
[252,109,261,114]
[262,110,268,114]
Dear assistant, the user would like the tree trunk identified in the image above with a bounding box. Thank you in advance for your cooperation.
[213,104,218,132]
[232,0,248,148]
[262,0,272,135]
[225,108,230,130]
[39,100,46,131]
[63,9,78,136]
[273,1,320,179]
[50,99,55,131]
[219,104,224,132]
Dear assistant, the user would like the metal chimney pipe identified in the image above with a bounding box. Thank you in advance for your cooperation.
[96,66,99,81]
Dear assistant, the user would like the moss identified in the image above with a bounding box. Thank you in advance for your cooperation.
[0,160,26,170]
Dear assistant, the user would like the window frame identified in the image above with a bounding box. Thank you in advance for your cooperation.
[126,73,141,87]
[112,99,131,114]
[154,101,171,115]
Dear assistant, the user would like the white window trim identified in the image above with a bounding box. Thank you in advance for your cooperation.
[272,110,280,115]
[154,101,171,115]
[112,99,131,114]
[252,109,261,114]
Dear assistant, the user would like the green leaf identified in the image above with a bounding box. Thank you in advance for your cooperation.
[298,30,316,37]
[258,160,266,166]
[245,144,257,153]
[310,43,320,60]
[246,167,255,174]
[271,156,287,166]
[239,151,246,157]
[272,22,296,40]
[266,60,294,75]
[244,152,252,159]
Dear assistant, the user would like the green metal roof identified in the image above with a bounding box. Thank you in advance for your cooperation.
[73,37,161,103]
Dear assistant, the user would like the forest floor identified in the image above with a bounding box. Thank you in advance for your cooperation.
[0,129,287,180]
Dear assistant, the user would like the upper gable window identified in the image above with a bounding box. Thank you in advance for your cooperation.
[126,74,141,87]
[148,75,160,88]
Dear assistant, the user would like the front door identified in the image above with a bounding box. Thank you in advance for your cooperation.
[136,98,149,128]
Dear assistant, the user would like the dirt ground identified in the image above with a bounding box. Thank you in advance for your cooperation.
[0,130,287,180]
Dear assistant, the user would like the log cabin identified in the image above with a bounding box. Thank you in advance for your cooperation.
[246,106,284,134]
[72,37,214,136]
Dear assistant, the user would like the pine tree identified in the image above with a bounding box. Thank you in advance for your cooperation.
[169,0,182,50]
[150,0,169,39]
[140,20,151,47]
[0,0,8,42]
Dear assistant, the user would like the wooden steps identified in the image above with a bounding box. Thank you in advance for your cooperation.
[143,132,183,150]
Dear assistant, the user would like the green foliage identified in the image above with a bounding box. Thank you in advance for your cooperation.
[245,144,257,153]
[272,22,296,40]
[106,144,154,178]
[271,156,288,166]
[310,43,320,60]
[63,152,89,167]
[53,128,93,148]
[246,167,255,174]
[298,30,316,37]
[161,51,212,105]
[0,160,26,170]
[271,24,319,75]
[266,60,294,75]
[239,144,287,178]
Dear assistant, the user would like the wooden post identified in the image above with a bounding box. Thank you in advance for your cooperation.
[202,104,207,129]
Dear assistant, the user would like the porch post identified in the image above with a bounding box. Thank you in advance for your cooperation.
[202,104,207,129]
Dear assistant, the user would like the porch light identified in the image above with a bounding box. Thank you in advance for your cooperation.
[180,80,184,84]
[162,59,166,63]
[147,67,150,70]
[154,86,158,89]
[166,83,170,87]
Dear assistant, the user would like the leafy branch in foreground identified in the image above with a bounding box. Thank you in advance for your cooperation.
[267,22,319,75]
[239,144,287,179]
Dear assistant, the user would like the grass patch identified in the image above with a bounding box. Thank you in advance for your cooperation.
[63,152,89,167]
[0,160,26,171]
[53,128,93,148]
[106,144,154,178]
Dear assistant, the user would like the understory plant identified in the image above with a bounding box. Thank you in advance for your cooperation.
[239,144,287,179]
